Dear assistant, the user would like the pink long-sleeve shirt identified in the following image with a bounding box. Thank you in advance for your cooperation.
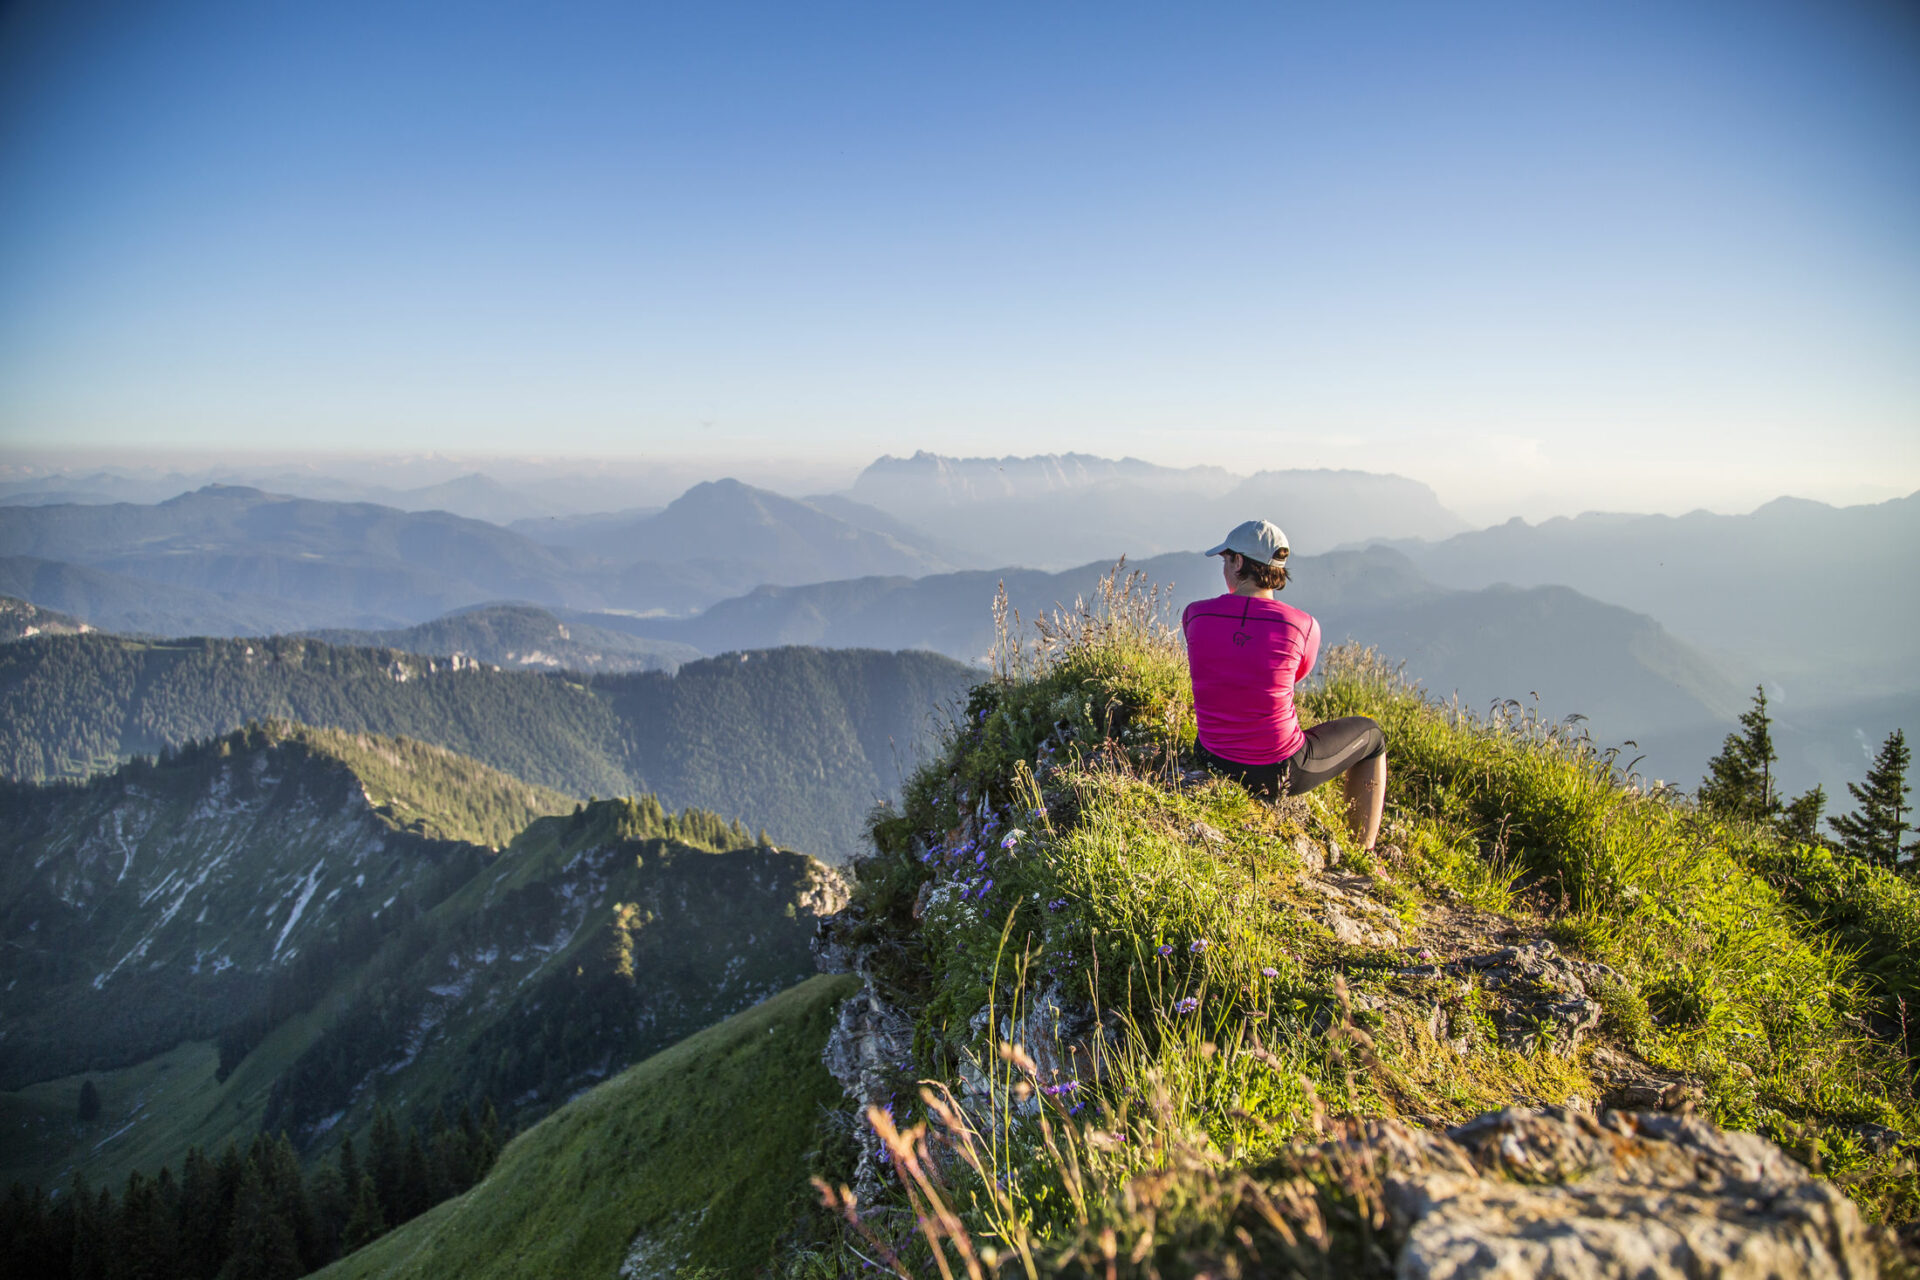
[1182,593,1322,765]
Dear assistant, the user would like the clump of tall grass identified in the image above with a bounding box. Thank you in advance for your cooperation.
[816,567,1920,1275]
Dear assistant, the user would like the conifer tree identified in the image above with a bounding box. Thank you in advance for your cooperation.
[1830,730,1914,870]
[399,1126,433,1222]
[339,1175,385,1254]
[475,1100,501,1178]
[77,1079,101,1122]
[334,1136,362,1211]
[177,1148,223,1280]
[304,1160,348,1269]
[116,1168,177,1280]
[69,1174,104,1280]
[1698,685,1779,822]
[368,1108,403,1224]
[223,1156,302,1280]
[1778,784,1827,847]
[267,1132,315,1267]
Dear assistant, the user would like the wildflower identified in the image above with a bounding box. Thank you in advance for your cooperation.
[1157,944,1174,957]
[1261,967,1279,978]
[1190,938,1210,954]
[1175,996,1200,1014]
[1416,948,1434,963]
[1047,898,1068,912]
[1001,828,1025,849]
[1042,1080,1079,1096]
[979,879,994,896]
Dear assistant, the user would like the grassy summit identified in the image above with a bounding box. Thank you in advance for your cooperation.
[814,569,1920,1274]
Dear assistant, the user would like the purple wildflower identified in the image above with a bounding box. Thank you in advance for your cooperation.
[1157,944,1173,957]
[1175,996,1200,1014]
[1047,898,1068,912]
[1190,938,1210,954]
[979,879,994,896]
[1042,1080,1079,1096]
[1261,967,1279,978]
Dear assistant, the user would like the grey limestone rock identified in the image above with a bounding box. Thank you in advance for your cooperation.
[1371,1107,1878,1279]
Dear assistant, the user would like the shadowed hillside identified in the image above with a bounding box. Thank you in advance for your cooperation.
[0,633,974,861]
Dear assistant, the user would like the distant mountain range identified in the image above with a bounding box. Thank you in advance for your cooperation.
[0,482,958,629]
[845,452,1468,566]
[3,457,1911,808]
[0,633,972,861]
[510,477,959,579]
[600,547,1743,768]
[1384,491,1920,702]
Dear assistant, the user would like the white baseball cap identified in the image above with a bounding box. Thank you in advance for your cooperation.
[1204,519,1289,565]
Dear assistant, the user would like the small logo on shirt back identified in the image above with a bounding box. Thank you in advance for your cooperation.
[1232,631,1249,646]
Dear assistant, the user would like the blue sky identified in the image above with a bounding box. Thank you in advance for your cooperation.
[1,0,1916,521]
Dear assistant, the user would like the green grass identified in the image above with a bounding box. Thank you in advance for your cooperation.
[817,572,1920,1274]
[287,724,578,847]
[316,973,859,1280]
[0,992,337,1193]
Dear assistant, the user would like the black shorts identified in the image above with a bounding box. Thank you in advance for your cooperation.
[1194,716,1385,799]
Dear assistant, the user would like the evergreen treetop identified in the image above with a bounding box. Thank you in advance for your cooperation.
[1699,685,1779,822]
[1830,729,1913,870]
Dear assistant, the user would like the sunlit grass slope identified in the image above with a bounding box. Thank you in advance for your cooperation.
[819,571,1920,1274]
[284,724,576,847]
[316,973,858,1280]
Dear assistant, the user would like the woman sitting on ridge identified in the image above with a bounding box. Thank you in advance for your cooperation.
[1182,519,1387,852]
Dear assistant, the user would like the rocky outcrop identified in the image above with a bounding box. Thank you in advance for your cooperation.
[1393,938,1612,1055]
[1360,1107,1878,1279]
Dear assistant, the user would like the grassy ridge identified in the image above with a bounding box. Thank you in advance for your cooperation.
[818,573,1920,1274]
[316,974,859,1280]
[284,724,576,847]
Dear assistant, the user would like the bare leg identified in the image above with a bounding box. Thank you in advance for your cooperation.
[1341,753,1386,852]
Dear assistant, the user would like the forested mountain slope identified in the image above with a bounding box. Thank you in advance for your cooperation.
[0,725,550,1090]
[0,732,843,1203]
[0,634,974,860]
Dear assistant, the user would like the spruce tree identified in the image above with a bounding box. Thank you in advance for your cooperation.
[1830,730,1913,870]
[339,1175,385,1254]
[368,1108,403,1225]
[1778,785,1827,847]
[77,1079,101,1123]
[1698,685,1779,822]
[222,1156,302,1280]
[177,1148,223,1280]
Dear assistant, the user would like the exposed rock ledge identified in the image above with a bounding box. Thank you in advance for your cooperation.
[1341,1106,1877,1279]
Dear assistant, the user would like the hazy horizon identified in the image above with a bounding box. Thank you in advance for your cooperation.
[4,1,1917,526]
[2,443,1913,530]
